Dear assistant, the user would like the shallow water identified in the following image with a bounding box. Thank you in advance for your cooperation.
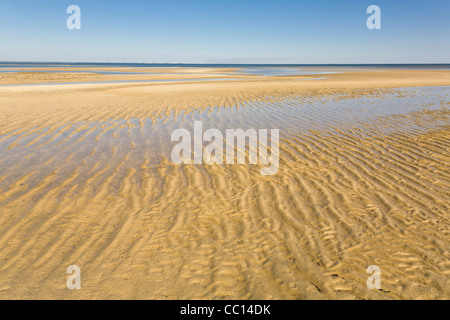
[0,66,337,78]
[235,67,340,76]
[0,86,448,187]
[0,66,340,77]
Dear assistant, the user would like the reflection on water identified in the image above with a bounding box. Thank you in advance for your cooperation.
[0,87,448,188]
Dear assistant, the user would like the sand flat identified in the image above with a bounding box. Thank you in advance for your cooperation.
[0,68,449,299]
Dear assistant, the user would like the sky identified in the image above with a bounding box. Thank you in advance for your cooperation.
[0,0,449,64]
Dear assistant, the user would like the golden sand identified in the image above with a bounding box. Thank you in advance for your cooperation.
[0,68,449,299]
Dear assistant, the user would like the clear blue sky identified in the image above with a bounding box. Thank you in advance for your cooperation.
[0,0,449,63]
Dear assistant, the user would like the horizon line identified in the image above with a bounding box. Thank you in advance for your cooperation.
[1,61,450,66]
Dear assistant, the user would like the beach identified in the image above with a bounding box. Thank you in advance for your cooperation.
[0,67,449,299]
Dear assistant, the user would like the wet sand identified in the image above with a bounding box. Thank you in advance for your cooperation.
[0,68,449,299]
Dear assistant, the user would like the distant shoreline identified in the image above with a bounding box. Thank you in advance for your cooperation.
[1,62,450,69]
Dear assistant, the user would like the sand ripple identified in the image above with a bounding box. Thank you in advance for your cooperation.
[0,85,448,299]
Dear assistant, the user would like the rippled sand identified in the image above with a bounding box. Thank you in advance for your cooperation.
[0,68,449,299]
